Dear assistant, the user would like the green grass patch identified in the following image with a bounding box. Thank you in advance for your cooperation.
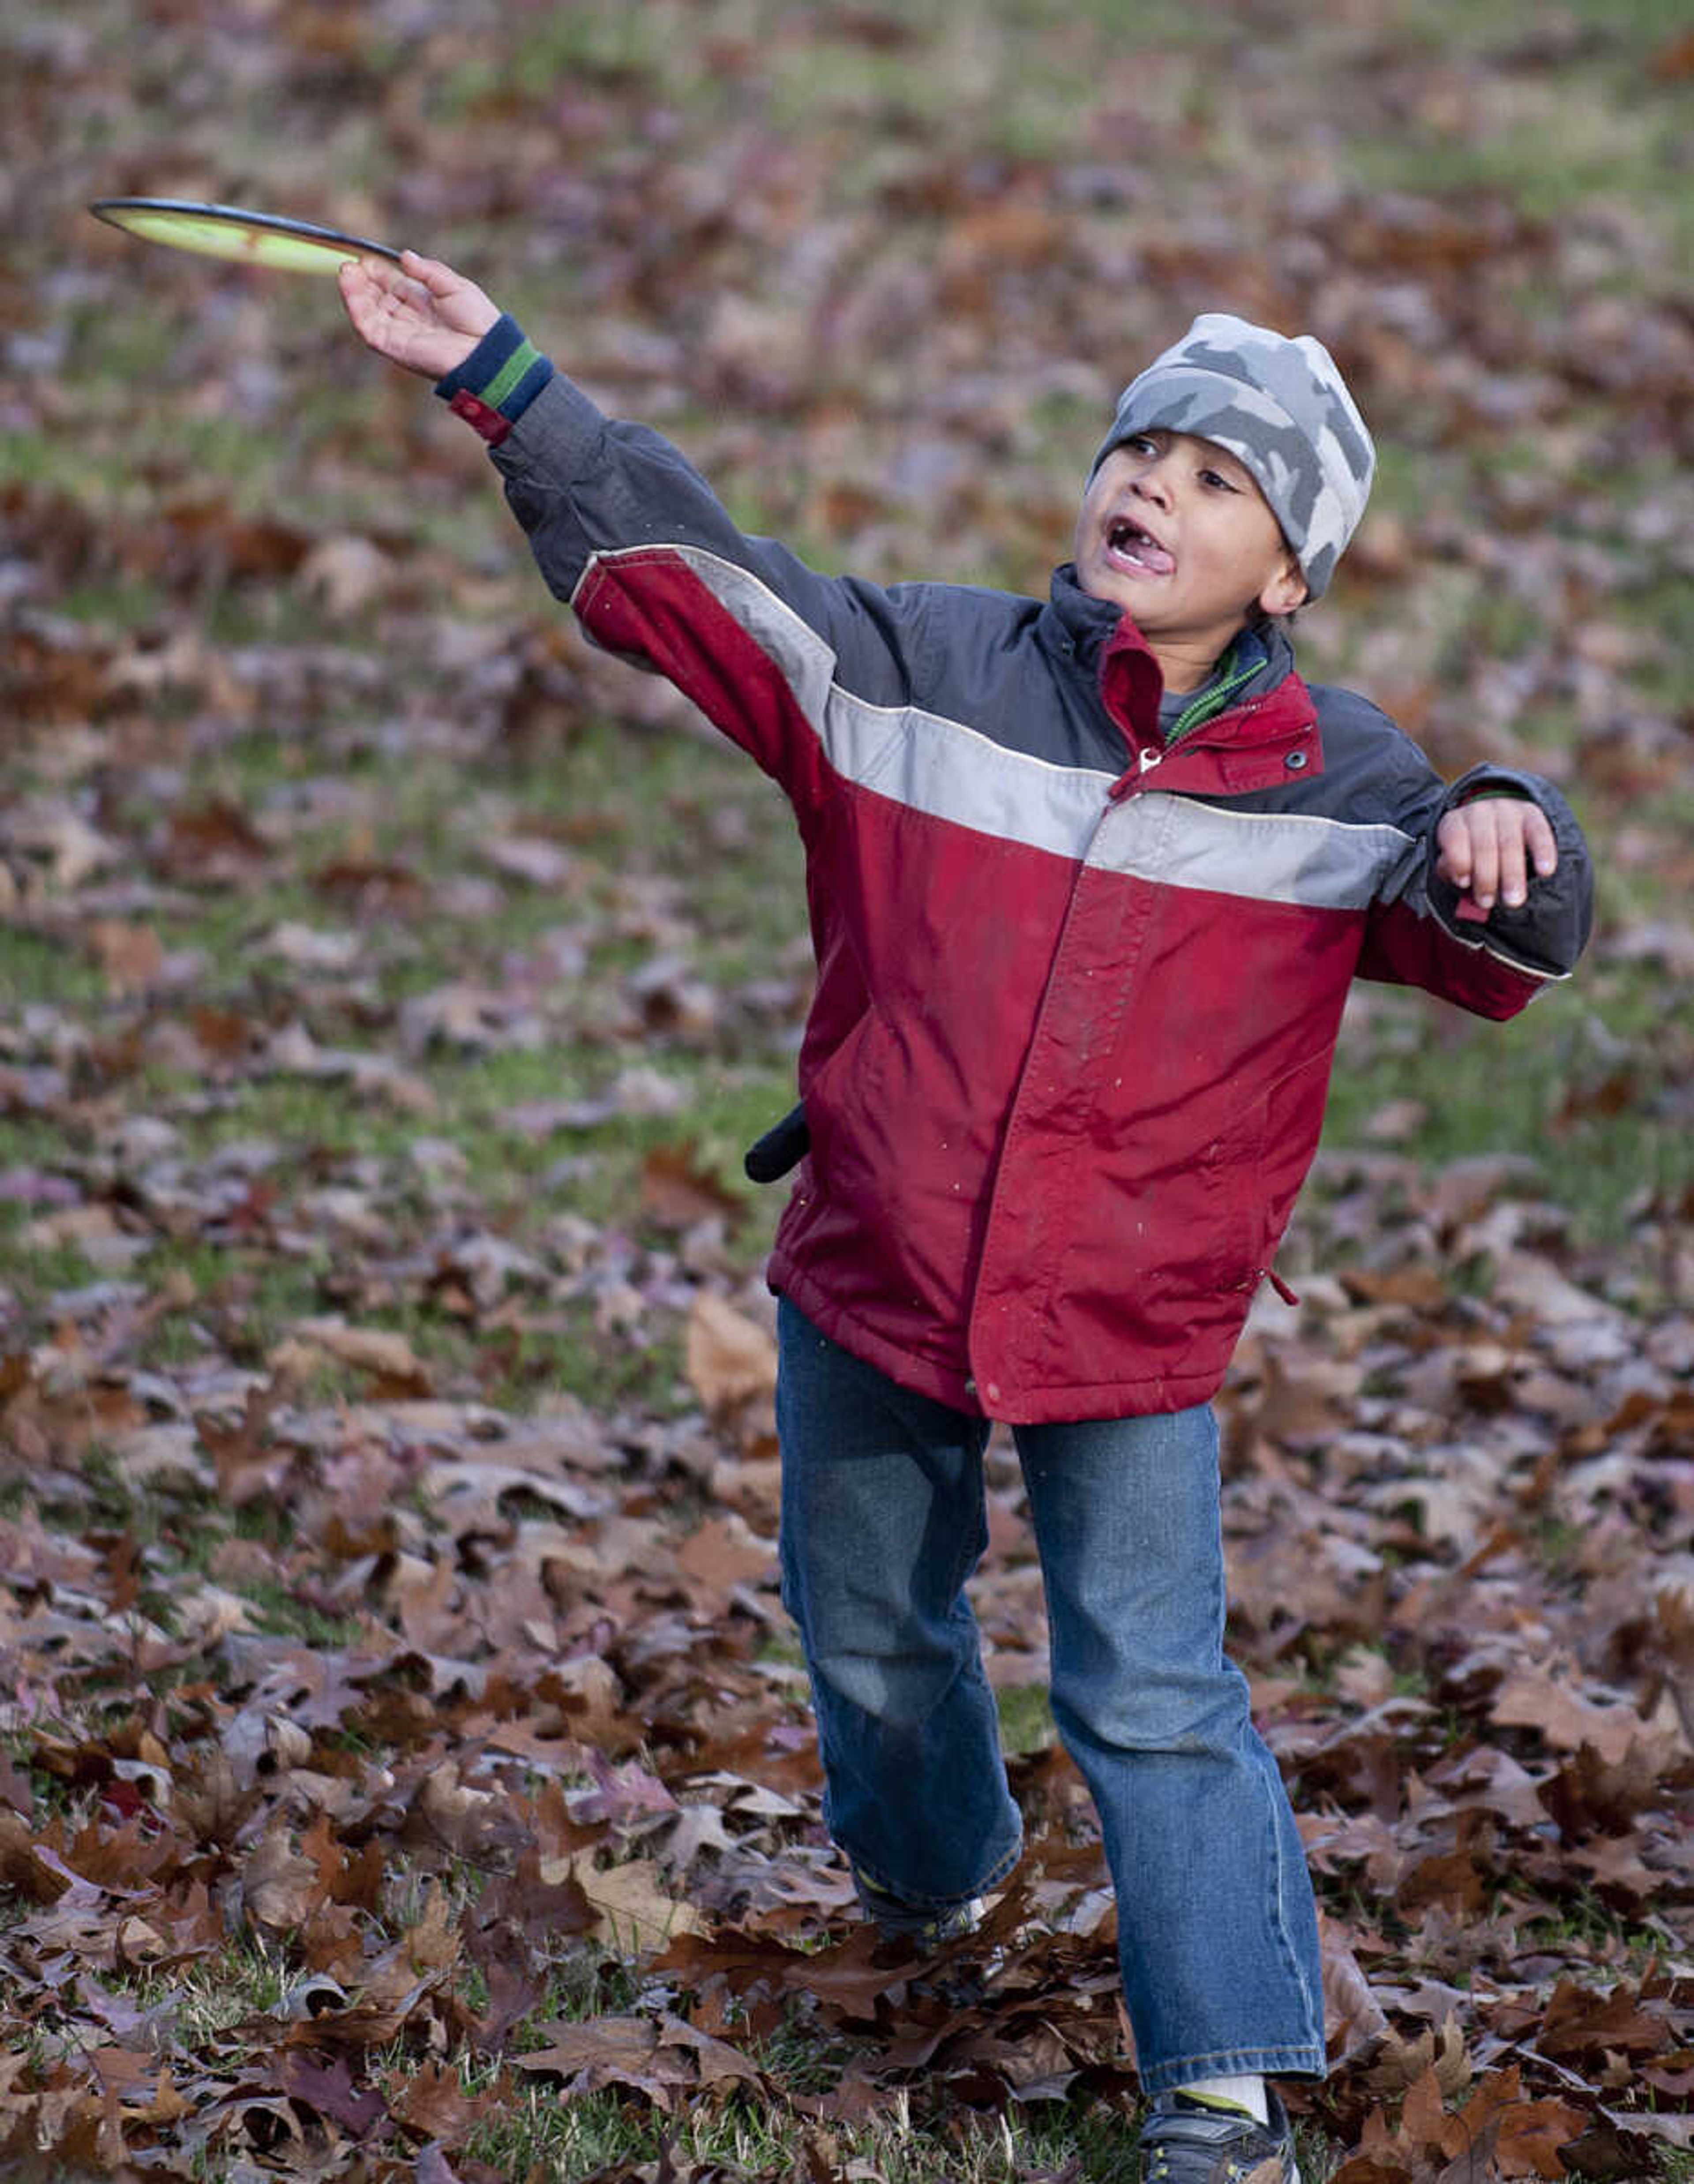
[996,1680,1057,1757]
[459,2071,1151,2183]
[1321,958,1690,1257]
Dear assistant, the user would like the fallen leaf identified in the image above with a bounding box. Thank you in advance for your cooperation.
[685,1291,777,1415]
[240,1819,321,1934]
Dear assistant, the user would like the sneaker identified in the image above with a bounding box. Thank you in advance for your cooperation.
[852,1865,981,1950]
[1138,2088,1301,2184]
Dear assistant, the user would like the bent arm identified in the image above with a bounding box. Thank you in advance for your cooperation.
[1361,758,1593,1016]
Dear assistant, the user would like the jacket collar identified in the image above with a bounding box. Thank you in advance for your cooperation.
[1042,563,1305,756]
[1042,562,1126,661]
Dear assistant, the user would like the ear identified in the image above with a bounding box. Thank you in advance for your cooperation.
[1257,552,1308,618]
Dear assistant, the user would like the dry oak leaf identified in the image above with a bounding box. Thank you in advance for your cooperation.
[0,1806,71,1903]
[685,1291,777,1415]
[1348,2064,1588,2184]
[1413,2066,1589,2182]
[86,918,165,994]
[1598,2106,1694,2152]
[1535,1976,1669,2063]
[675,1512,779,1592]
[1361,2017,1471,2099]
[651,1921,900,2021]
[513,2011,761,2109]
[279,2048,387,2140]
[567,1854,707,1952]
[641,1142,742,1227]
[1320,1917,1391,2064]
[269,1317,435,1395]
[296,533,394,617]
[240,1817,322,1934]
[388,2056,510,2146]
[0,800,120,889]
[538,1653,632,1749]
[1489,1665,1644,1767]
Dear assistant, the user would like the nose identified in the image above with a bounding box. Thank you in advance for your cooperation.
[1130,454,1173,510]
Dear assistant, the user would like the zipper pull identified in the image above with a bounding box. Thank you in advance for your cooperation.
[1137,742,1164,773]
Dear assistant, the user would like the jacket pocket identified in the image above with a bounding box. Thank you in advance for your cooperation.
[1249,1047,1337,1276]
[799,1010,886,1193]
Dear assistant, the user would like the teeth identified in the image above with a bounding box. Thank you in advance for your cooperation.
[1106,517,1172,574]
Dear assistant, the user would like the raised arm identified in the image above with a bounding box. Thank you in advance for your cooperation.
[336,257,945,821]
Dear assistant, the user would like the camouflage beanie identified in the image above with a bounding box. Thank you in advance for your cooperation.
[1094,313,1375,599]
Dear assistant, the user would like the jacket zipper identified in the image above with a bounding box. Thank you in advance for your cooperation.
[1164,650,1265,748]
[1128,697,1295,788]
[1128,646,1268,778]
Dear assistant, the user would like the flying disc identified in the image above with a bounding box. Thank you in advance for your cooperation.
[90,198,402,277]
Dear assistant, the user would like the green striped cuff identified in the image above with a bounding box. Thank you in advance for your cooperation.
[435,314,554,444]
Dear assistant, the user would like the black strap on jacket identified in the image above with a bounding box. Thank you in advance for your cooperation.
[744,1102,809,1182]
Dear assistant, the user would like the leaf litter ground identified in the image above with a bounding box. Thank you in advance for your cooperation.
[3,2,1693,2178]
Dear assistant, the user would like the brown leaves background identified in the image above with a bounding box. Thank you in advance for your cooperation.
[3,1,1693,2178]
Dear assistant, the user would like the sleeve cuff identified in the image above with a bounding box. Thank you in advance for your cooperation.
[434,314,554,446]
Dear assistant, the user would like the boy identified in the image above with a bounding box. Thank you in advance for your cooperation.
[341,253,1591,2184]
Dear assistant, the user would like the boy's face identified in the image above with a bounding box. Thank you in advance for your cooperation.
[1073,429,1308,682]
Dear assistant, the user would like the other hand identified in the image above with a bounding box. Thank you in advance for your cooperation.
[1435,796,1558,924]
[337,248,500,381]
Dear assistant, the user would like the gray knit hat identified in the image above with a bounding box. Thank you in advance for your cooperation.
[1094,313,1375,599]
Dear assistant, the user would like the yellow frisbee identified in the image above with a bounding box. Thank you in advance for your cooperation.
[90,197,402,277]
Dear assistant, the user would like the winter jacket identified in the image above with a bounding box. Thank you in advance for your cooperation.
[447,334,1593,1426]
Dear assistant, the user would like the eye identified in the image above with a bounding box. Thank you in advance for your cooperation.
[1124,432,1160,455]
[1199,466,1240,492]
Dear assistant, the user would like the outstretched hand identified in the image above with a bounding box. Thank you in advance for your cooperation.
[1435,796,1559,924]
[337,248,500,381]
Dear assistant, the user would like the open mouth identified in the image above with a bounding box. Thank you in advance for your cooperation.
[1105,515,1175,577]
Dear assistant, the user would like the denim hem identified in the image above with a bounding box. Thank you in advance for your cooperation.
[1138,2045,1328,2095]
[841,1834,1022,1915]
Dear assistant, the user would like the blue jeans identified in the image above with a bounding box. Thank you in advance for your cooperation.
[776,1299,1326,2092]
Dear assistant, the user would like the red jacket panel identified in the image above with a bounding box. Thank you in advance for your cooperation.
[489,375,1593,1422]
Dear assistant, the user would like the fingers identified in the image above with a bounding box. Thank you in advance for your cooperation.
[340,250,499,380]
[337,259,406,355]
[1436,798,1561,920]
[1435,809,1473,891]
[336,258,386,343]
[397,249,501,341]
[1434,818,1481,919]
[1469,804,1507,911]
[1521,802,1559,880]
[337,257,447,376]
[399,247,460,292]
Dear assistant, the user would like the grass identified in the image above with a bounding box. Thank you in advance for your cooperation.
[996,1682,1057,1757]
[1,695,809,1411]
[1316,961,1693,1261]
[460,2075,1151,2184]
[109,1936,298,2045]
[14,660,1672,1295]
[1343,59,1694,263]
[7,2,1692,2178]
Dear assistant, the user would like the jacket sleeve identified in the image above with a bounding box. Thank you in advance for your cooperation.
[439,326,932,819]
[1358,754,1594,1019]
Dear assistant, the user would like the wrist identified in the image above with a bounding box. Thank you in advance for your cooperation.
[433,314,554,445]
